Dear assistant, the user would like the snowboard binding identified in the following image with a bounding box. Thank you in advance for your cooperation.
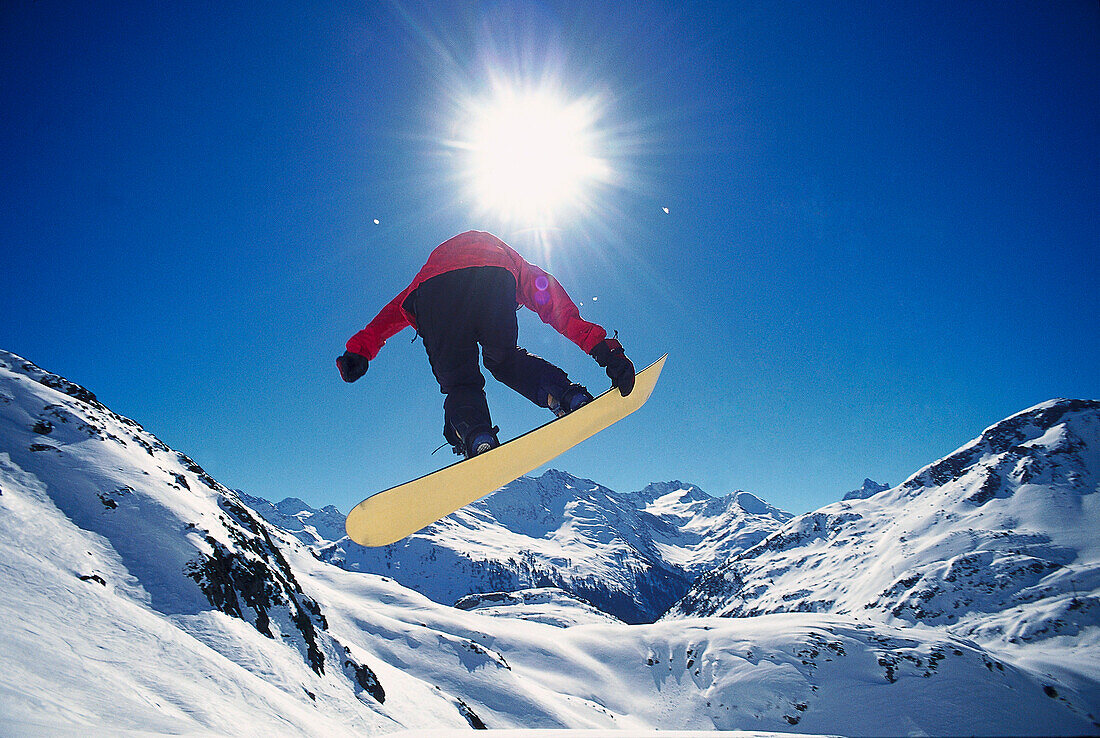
[547,384,594,418]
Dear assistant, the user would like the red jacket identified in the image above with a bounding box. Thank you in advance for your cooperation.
[346,231,607,361]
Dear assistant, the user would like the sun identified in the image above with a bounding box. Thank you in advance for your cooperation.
[457,85,611,225]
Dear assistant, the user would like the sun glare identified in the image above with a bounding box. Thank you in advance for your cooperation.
[459,86,611,224]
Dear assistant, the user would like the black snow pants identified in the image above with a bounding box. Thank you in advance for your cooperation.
[405,266,575,446]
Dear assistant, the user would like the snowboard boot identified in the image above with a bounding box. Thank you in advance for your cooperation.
[547,384,594,418]
[466,427,499,458]
[444,423,500,459]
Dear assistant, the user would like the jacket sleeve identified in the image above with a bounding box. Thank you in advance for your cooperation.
[345,290,412,361]
[508,248,607,354]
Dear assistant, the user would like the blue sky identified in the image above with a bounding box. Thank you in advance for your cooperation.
[2,1,1097,515]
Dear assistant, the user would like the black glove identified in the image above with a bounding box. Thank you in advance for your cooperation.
[336,350,368,383]
[591,338,635,397]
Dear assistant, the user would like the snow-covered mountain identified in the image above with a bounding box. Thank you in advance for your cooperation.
[668,399,1100,715]
[0,350,392,733]
[3,348,1098,735]
[269,471,791,624]
[628,481,793,576]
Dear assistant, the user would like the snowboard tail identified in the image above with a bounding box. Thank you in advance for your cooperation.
[345,354,667,547]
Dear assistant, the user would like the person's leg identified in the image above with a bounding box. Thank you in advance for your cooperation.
[475,268,591,414]
[414,270,497,454]
[483,345,576,407]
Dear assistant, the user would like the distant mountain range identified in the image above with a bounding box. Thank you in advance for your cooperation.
[256,470,791,624]
[2,347,1097,735]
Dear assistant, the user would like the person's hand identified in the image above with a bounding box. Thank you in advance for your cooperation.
[336,351,368,383]
[591,338,635,396]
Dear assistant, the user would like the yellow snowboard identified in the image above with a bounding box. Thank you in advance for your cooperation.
[345,354,668,547]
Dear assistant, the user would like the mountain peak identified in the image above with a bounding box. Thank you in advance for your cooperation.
[275,496,313,514]
[843,478,890,501]
[518,468,614,498]
[899,398,1100,497]
[631,480,711,506]
[732,491,775,515]
[978,398,1099,449]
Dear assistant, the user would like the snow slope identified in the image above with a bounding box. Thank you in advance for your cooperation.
[0,351,397,734]
[2,349,1097,735]
[303,550,1096,736]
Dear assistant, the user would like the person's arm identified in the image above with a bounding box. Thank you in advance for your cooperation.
[506,245,635,396]
[337,290,412,382]
[509,251,606,353]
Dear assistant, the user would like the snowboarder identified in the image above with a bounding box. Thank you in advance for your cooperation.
[337,230,636,459]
